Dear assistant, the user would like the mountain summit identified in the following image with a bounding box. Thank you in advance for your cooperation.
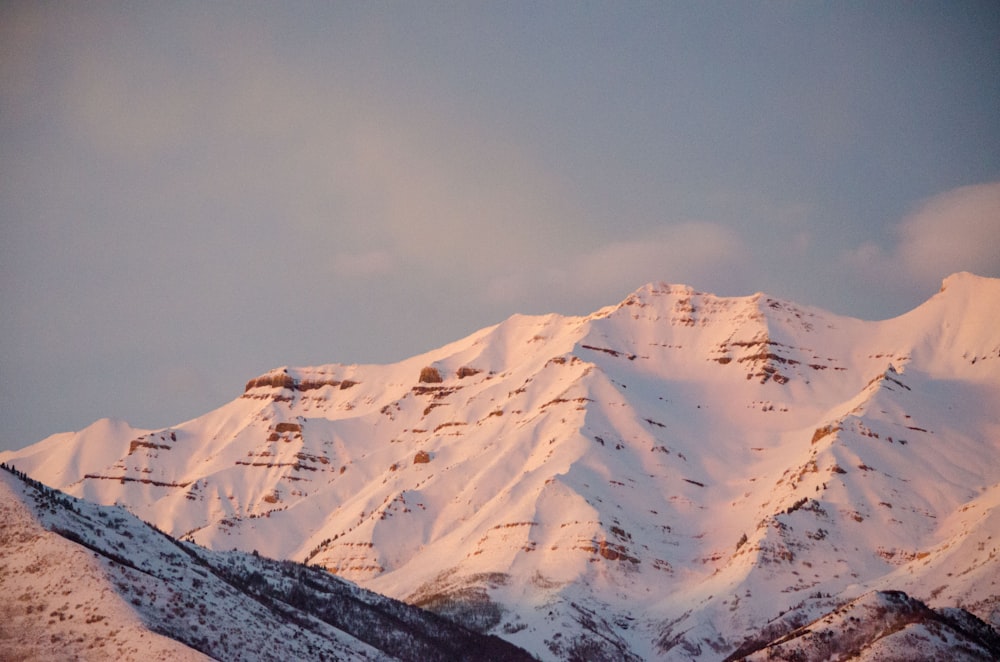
[5,273,1000,660]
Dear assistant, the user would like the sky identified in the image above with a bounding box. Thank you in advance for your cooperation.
[2,2,999,453]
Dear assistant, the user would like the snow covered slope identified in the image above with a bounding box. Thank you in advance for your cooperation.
[1,472,210,660]
[5,272,1000,660]
[727,590,1000,661]
[0,465,534,661]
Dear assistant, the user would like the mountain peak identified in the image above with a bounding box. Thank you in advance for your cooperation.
[618,281,706,306]
[940,270,998,292]
[930,271,1000,313]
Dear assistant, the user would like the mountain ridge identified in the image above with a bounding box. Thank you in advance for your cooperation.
[0,464,537,660]
[4,272,999,660]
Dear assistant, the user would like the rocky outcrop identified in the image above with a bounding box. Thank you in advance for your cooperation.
[419,367,444,384]
[243,371,357,396]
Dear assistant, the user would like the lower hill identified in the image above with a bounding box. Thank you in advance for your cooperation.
[726,590,1000,661]
[0,464,535,661]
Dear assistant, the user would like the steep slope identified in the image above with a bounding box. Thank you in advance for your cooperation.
[0,465,535,661]
[4,272,999,660]
[1,470,209,661]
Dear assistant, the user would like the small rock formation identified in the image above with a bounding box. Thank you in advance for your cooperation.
[418,367,443,383]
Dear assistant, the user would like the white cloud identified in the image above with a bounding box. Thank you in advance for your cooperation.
[844,182,1000,291]
[895,182,1000,282]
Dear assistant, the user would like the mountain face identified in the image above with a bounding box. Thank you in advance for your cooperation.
[4,271,1000,660]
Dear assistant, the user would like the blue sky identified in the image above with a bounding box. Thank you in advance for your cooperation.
[2,2,999,451]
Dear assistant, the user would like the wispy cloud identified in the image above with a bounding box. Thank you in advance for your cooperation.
[486,221,746,309]
[342,114,585,274]
[845,182,1000,290]
[894,182,1000,281]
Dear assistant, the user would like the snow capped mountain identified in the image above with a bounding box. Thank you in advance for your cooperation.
[5,271,999,660]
